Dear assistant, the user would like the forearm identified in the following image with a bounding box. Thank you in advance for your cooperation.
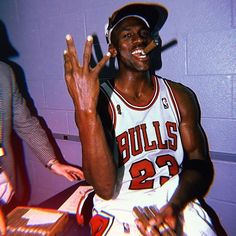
[76,110,117,200]
[169,160,214,210]
[63,33,113,197]
[16,122,56,166]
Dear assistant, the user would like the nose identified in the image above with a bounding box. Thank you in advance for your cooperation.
[132,33,145,44]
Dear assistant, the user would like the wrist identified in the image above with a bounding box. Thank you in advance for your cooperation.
[46,159,59,170]
[169,202,182,213]
[76,110,98,122]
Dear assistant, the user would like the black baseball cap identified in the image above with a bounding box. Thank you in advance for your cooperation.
[105,2,168,44]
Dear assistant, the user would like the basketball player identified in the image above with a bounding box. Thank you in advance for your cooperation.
[64,2,225,235]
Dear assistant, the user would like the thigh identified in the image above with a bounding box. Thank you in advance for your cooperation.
[183,201,217,236]
[90,211,140,236]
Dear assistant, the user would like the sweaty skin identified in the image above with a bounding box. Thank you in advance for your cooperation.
[64,35,115,199]
[64,17,213,236]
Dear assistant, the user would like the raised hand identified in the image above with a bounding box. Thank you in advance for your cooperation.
[90,34,118,80]
[64,34,111,113]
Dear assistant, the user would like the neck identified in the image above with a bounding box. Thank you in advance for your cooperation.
[114,70,154,104]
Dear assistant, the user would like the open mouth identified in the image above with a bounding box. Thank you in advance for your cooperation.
[131,49,147,59]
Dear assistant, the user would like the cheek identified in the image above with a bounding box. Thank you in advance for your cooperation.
[118,44,131,58]
[118,50,132,62]
[118,41,130,51]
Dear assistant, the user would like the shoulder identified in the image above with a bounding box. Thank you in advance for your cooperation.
[0,61,13,74]
[0,61,9,69]
[0,61,14,87]
[0,61,13,76]
[164,79,200,122]
[165,80,196,101]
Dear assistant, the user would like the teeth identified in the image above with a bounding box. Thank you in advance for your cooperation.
[132,49,144,55]
[132,49,146,58]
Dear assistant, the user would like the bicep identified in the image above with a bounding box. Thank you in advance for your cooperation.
[176,86,210,161]
[180,121,209,161]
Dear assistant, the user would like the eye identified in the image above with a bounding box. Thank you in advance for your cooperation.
[122,32,133,39]
[140,29,150,39]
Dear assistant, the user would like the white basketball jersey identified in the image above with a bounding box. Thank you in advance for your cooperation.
[91,76,217,236]
[94,76,184,213]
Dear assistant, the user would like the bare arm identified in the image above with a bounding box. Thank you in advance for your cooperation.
[64,35,117,199]
[168,81,213,209]
[135,82,214,235]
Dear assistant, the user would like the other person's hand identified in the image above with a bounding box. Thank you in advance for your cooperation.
[49,161,84,181]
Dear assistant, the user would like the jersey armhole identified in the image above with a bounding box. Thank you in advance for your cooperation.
[163,79,181,123]
[98,88,114,132]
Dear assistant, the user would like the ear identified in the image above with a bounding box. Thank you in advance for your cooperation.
[108,44,117,58]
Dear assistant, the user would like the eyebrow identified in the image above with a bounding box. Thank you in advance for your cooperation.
[120,25,149,32]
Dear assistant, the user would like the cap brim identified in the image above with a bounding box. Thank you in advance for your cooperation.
[106,3,168,43]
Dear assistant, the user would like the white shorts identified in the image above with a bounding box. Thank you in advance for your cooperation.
[91,176,216,236]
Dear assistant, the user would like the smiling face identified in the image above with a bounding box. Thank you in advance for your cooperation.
[110,17,153,72]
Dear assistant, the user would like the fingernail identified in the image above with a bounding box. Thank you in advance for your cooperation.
[87,35,93,41]
[106,52,111,57]
[66,34,71,40]
[64,50,67,55]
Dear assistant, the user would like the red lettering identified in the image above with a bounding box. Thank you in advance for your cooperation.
[140,124,157,151]
[129,159,155,189]
[166,122,177,151]
[116,121,178,166]
[156,155,179,185]
[129,155,180,190]
[153,121,168,149]
[128,126,143,156]
[116,132,130,164]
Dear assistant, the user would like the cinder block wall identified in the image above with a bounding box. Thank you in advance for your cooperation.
[0,0,235,235]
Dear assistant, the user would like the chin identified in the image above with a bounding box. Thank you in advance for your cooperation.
[136,65,150,72]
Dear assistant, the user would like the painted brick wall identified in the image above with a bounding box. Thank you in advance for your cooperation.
[0,0,235,235]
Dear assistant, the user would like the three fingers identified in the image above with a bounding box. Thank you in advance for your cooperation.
[64,34,111,76]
